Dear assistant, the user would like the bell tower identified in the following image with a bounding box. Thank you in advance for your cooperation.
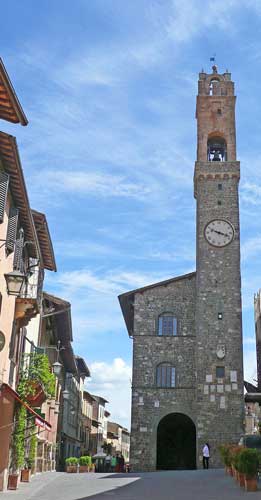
[194,65,244,466]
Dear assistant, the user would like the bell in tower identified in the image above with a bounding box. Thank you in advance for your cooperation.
[207,137,227,161]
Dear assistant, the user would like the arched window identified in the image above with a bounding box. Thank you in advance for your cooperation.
[207,136,227,162]
[158,313,177,336]
[156,363,176,388]
[209,78,220,96]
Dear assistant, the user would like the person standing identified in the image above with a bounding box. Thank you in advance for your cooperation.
[110,455,116,472]
[202,443,210,469]
[105,453,112,472]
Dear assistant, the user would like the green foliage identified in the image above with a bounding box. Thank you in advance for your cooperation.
[12,405,26,471]
[238,448,260,477]
[17,353,55,401]
[27,429,37,469]
[65,457,78,466]
[219,444,232,467]
[79,455,92,466]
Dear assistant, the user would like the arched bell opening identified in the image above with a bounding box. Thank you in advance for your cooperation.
[207,136,227,161]
[209,77,220,96]
[156,412,196,470]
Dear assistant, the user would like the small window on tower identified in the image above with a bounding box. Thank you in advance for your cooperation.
[216,366,225,378]
[217,108,222,115]
[217,200,222,206]
[218,312,223,320]
[218,184,222,190]
[158,314,177,336]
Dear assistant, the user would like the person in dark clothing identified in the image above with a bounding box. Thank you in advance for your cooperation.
[119,454,125,472]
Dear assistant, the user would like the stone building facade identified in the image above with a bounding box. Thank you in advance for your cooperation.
[119,66,244,471]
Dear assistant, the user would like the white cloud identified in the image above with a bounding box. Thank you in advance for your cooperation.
[241,182,261,206]
[166,0,239,43]
[86,358,132,428]
[33,170,151,200]
[244,348,257,384]
[241,235,261,261]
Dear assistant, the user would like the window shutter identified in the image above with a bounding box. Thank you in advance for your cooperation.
[6,207,19,253]
[13,229,24,271]
[0,171,9,223]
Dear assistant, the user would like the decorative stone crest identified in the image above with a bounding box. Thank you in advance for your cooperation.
[216,344,225,359]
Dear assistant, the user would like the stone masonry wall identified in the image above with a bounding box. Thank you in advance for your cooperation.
[130,274,196,471]
[195,161,244,467]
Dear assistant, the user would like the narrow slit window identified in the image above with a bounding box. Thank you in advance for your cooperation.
[218,183,222,190]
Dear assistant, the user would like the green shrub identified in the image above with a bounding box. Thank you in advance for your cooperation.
[79,456,92,466]
[238,448,259,477]
[219,444,232,467]
[65,457,78,466]
[27,430,37,469]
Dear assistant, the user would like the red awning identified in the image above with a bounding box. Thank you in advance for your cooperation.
[1,383,52,431]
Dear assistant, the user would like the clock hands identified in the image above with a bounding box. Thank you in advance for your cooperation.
[212,229,229,237]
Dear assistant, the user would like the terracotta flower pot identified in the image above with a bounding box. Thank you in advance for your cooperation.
[21,469,31,482]
[244,476,257,492]
[8,474,19,490]
[79,465,89,473]
[25,381,46,407]
[66,465,78,473]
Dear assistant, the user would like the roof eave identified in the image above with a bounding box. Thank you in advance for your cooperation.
[32,210,57,272]
[0,58,28,126]
[118,271,196,337]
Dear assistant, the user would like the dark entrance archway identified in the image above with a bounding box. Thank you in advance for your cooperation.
[157,413,196,470]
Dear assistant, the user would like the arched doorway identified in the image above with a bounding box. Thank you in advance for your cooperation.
[157,413,196,470]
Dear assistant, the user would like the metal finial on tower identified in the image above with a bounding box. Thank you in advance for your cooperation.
[210,54,217,73]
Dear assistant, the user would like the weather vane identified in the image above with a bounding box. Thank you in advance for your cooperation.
[210,54,217,73]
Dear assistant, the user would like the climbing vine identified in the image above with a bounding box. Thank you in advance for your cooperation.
[11,405,26,471]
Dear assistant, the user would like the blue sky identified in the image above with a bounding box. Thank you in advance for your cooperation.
[1,0,261,428]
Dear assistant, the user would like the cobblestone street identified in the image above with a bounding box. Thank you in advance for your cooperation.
[1,470,260,500]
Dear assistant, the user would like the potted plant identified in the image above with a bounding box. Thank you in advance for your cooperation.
[65,457,78,473]
[8,405,27,490]
[20,462,31,483]
[233,448,245,487]
[79,455,92,473]
[219,444,233,475]
[238,448,259,491]
[230,445,242,482]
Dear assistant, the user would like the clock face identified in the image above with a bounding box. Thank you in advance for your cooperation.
[204,219,234,247]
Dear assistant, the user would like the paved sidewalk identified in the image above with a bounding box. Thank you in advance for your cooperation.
[1,469,260,500]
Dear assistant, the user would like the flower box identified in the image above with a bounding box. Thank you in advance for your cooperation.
[79,465,89,473]
[25,381,47,407]
[66,465,78,473]
[245,476,257,492]
[8,474,19,490]
[21,469,31,482]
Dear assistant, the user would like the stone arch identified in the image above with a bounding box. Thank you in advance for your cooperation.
[207,133,227,161]
[156,412,196,470]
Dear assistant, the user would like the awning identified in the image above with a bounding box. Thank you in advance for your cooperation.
[1,383,52,431]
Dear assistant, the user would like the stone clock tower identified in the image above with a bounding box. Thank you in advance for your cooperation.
[194,66,244,465]
[119,65,244,471]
